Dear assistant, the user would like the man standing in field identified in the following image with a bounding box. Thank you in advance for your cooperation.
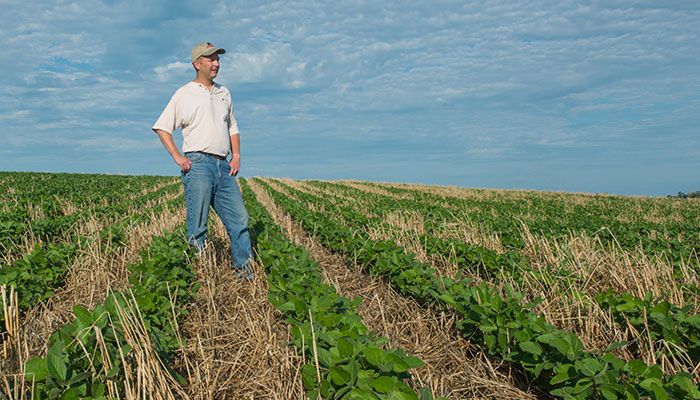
[152,42,252,280]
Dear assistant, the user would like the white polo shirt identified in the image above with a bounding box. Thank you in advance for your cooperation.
[152,81,240,157]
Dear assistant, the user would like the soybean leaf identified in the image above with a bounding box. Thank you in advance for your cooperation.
[72,305,93,327]
[519,341,543,356]
[329,366,351,386]
[25,357,49,382]
[373,376,396,394]
[47,340,67,381]
[338,337,354,359]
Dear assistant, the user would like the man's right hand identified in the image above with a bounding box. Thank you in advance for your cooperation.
[174,154,191,173]
[153,130,191,173]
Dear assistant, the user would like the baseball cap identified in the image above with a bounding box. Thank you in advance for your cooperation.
[191,42,226,62]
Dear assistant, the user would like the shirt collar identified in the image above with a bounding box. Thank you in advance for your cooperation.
[189,81,220,93]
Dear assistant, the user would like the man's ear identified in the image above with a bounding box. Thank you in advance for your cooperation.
[192,61,199,72]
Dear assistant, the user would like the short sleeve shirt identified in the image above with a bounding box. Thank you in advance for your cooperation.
[152,81,240,157]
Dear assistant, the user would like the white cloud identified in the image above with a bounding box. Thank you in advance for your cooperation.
[219,43,295,84]
[0,110,30,121]
[0,0,698,193]
[154,61,191,82]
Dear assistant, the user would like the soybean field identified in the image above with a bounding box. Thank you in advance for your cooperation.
[1,171,699,399]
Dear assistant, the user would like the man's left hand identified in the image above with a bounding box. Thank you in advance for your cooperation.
[229,154,240,176]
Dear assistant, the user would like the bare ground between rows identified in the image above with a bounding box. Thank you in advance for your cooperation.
[175,213,305,399]
[251,179,538,400]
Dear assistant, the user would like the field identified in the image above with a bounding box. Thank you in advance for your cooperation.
[1,171,699,399]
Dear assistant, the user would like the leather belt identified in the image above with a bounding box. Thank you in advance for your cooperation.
[189,151,226,160]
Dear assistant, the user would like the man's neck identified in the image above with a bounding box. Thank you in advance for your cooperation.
[193,76,215,90]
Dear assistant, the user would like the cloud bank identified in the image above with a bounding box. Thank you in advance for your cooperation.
[0,0,698,195]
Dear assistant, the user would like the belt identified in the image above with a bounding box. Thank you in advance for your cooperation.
[188,151,227,160]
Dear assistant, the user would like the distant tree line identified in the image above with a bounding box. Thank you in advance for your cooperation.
[668,191,700,198]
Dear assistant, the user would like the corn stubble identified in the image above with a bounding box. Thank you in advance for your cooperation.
[176,212,304,399]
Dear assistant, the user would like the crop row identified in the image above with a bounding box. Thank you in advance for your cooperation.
[1,180,181,257]
[0,172,175,224]
[0,192,184,337]
[300,180,700,365]
[22,223,199,398]
[257,178,700,400]
[239,179,435,400]
[360,181,700,273]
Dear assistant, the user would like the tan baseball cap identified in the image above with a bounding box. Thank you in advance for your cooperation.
[191,42,225,62]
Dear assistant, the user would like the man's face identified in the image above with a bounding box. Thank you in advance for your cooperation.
[194,53,220,80]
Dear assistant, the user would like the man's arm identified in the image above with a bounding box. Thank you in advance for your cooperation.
[154,129,191,172]
[229,133,240,176]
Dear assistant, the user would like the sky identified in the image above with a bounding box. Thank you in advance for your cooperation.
[0,1,698,196]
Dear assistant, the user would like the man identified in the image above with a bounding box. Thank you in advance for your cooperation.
[152,42,252,280]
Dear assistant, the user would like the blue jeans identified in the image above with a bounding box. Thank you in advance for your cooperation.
[181,152,252,278]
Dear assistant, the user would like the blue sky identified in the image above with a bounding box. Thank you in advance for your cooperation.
[1,1,698,195]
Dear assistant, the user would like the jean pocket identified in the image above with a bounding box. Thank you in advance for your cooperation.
[186,152,205,163]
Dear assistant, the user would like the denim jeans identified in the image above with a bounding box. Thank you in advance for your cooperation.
[181,152,252,278]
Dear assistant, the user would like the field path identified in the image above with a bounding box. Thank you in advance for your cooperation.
[175,191,305,399]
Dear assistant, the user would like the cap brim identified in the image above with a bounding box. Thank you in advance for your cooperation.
[201,47,225,57]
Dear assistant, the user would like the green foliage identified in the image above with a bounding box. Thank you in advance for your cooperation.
[1,175,180,253]
[5,172,699,399]
[668,191,700,199]
[303,180,700,368]
[597,291,700,364]
[259,178,700,400]
[0,243,76,309]
[22,228,198,399]
[328,180,699,274]
[0,191,182,336]
[240,179,436,400]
